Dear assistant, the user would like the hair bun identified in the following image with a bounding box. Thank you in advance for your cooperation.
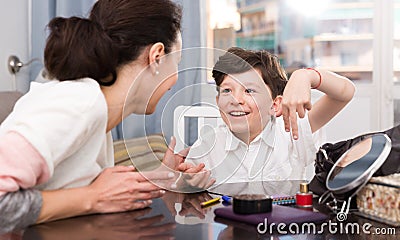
[45,16,118,84]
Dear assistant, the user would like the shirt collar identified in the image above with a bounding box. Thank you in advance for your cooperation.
[224,126,241,151]
[259,117,276,148]
[224,117,276,151]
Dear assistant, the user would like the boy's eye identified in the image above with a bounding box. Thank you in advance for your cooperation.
[245,89,256,93]
[220,88,231,93]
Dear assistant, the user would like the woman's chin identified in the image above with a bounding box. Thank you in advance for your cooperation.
[145,107,155,115]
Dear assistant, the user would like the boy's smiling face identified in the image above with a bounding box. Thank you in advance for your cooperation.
[216,69,275,143]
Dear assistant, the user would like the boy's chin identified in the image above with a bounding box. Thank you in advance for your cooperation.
[229,126,251,135]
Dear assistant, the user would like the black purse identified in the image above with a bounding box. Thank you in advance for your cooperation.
[309,124,400,198]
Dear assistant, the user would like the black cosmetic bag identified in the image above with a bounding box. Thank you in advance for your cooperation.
[309,124,400,197]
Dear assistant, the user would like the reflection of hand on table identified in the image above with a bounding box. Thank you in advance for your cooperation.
[162,191,214,220]
[162,191,185,216]
[0,231,23,240]
[179,192,215,219]
[26,208,175,240]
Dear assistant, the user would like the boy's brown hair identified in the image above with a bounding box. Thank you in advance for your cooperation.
[212,47,287,99]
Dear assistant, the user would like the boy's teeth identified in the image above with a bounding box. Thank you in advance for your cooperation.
[230,111,246,116]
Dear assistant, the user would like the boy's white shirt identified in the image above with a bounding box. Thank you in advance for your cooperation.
[186,114,325,185]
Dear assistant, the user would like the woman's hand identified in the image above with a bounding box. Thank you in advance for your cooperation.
[87,165,175,213]
[281,69,315,140]
[38,165,175,223]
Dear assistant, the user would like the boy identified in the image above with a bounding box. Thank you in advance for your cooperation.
[186,47,355,185]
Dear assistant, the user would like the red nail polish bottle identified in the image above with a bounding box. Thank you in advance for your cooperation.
[295,182,313,208]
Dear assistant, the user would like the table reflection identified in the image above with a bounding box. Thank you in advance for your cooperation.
[14,192,225,240]
[22,208,175,240]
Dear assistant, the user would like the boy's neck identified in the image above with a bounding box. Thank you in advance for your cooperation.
[233,129,262,145]
[232,119,272,145]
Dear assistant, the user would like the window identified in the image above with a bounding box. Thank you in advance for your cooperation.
[206,0,398,141]
[393,0,400,125]
[210,0,374,82]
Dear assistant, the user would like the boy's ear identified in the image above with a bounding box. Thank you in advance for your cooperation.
[272,96,283,117]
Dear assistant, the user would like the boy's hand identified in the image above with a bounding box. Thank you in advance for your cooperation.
[281,69,313,140]
[177,162,204,173]
[162,136,190,171]
[160,136,215,191]
[177,163,216,191]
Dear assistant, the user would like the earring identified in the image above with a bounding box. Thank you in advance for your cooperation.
[155,70,159,75]
[271,111,276,122]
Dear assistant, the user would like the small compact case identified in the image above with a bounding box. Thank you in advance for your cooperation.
[233,194,272,214]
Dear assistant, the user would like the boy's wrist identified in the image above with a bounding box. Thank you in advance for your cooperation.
[304,68,322,89]
[291,68,319,89]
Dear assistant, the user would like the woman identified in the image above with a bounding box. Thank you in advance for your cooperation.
[0,0,197,231]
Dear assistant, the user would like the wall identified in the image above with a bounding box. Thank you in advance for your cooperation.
[0,0,30,92]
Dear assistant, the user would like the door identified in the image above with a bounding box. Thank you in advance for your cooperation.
[0,0,30,92]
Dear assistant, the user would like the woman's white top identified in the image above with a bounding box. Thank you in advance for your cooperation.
[0,78,113,190]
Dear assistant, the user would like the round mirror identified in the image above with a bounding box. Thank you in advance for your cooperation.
[326,133,392,196]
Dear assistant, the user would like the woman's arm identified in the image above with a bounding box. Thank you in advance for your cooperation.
[38,166,174,223]
[281,68,355,139]
[0,166,175,230]
[0,189,42,233]
[0,131,50,195]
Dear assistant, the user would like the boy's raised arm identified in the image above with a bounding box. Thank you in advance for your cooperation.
[281,68,355,139]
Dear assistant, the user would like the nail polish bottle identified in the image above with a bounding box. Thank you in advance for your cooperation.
[295,182,313,208]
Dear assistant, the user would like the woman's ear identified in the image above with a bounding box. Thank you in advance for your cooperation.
[148,42,165,74]
[272,96,283,117]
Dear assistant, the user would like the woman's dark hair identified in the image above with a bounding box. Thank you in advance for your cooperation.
[44,0,182,86]
[212,47,287,98]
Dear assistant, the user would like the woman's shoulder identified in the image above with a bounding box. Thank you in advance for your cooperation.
[31,78,102,100]
[26,78,106,115]
[3,78,108,132]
